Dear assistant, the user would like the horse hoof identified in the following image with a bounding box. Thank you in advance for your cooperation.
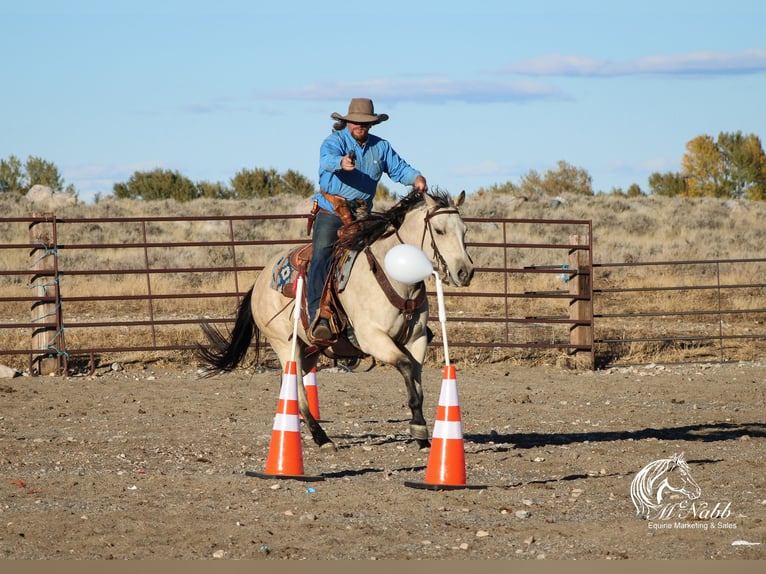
[417,440,431,451]
[409,424,429,441]
[319,441,337,453]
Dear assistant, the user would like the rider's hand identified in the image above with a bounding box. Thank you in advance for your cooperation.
[413,175,428,193]
[341,154,356,171]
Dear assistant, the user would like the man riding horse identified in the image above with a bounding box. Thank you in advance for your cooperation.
[307,98,428,342]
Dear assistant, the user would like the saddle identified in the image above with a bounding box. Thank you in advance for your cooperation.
[270,243,359,346]
[269,243,427,350]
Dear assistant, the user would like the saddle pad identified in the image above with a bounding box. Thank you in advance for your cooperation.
[270,244,311,296]
[270,244,359,297]
[335,249,359,292]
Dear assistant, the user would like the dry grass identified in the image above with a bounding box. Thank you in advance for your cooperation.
[1,190,765,371]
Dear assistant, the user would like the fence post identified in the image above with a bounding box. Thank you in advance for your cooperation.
[29,213,63,375]
[568,234,593,368]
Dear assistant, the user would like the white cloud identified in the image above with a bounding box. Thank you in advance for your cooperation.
[501,49,766,77]
[258,77,568,104]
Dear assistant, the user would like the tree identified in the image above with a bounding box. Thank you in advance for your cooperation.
[681,135,725,197]
[26,156,65,190]
[717,132,766,200]
[230,167,281,199]
[1,154,74,194]
[0,155,25,194]
[198,181,233,199]
[518,169,544,195]
[519,161,593,196]
[648,172,686,197]
[680,131,766,199]
[230,167,316,199]
[626,183,645,197]
[113,169,200,201]
[281,169,315,197]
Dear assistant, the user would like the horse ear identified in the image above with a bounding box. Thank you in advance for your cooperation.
[423,191,437,209]
[454,190,466,207]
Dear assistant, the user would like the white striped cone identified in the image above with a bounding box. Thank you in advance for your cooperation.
[303,367,320,420]
[424,364,466,486]
[263,360,305,476]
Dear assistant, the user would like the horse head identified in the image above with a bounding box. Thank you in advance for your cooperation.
[408,189,474,287]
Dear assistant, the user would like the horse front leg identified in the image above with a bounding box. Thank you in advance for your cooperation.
[395,354,430,450]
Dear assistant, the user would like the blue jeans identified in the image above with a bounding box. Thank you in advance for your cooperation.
[307,212,343,322]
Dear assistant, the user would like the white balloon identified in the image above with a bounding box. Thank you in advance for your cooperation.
[384,244,433,284]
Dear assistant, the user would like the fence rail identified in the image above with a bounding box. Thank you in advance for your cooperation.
[592,258,766,367]
[1,212,764,375]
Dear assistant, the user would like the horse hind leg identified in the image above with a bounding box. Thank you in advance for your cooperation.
[296,347,336,451]
[301,405,335,452]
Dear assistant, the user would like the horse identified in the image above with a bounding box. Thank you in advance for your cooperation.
[196,189,474,452]
[630,453,702,519]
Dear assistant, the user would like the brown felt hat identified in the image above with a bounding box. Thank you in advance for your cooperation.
[331,98,389,125]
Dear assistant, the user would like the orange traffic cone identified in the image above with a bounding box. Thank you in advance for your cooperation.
[405,365,485,490]
[247,361,323,481]
[303,367,321,420]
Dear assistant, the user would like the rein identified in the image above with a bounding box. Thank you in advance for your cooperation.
[364,248,427,344]
[365,203,459,344]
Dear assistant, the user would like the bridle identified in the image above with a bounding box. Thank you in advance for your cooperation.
[414,204,462,279]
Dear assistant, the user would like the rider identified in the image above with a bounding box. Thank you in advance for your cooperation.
[307,98,428,341]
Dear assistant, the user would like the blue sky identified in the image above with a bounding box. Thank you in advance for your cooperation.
[3,0,765,203]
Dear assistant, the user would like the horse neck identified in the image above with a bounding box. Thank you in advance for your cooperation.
[372,204,428,256]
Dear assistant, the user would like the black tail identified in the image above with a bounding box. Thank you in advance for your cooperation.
[196,287,257,377]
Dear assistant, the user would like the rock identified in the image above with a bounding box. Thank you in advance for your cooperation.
[0,365,20,378]
[26,184,77,209]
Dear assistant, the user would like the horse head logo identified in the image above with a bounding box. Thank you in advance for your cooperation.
[630,453,702,519]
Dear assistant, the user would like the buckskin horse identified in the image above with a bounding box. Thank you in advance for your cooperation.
[197,189,474,451]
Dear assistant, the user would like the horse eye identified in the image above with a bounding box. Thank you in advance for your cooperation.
[435,228,445,235]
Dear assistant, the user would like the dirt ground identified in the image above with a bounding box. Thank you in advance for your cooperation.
[1,358,765,560]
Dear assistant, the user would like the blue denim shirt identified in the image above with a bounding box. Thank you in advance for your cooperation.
[315,127,421,213]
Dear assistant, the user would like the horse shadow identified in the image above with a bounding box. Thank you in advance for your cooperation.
[308,421,763,485]
[464,421,766,451]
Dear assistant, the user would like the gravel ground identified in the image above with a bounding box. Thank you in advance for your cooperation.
[1,360,765,560]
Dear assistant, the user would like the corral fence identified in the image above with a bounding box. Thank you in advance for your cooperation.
[1,212,764,376]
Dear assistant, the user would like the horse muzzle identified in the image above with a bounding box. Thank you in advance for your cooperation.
[449,264,474,287]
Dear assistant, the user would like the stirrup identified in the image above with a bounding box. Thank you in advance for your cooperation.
[311,318,333,341]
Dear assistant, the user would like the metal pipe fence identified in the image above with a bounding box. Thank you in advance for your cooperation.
[592,258,766,367]
[1,212,764,375]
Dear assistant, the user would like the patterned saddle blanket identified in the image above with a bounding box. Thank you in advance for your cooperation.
[270,244,359,299]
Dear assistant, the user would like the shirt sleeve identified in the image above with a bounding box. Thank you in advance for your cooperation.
[381,142,421,186]
[319,132,345,175]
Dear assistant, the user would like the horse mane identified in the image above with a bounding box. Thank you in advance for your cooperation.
[335,188,453,251]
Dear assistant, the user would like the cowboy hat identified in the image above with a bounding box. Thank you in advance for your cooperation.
[331,98,389,125]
